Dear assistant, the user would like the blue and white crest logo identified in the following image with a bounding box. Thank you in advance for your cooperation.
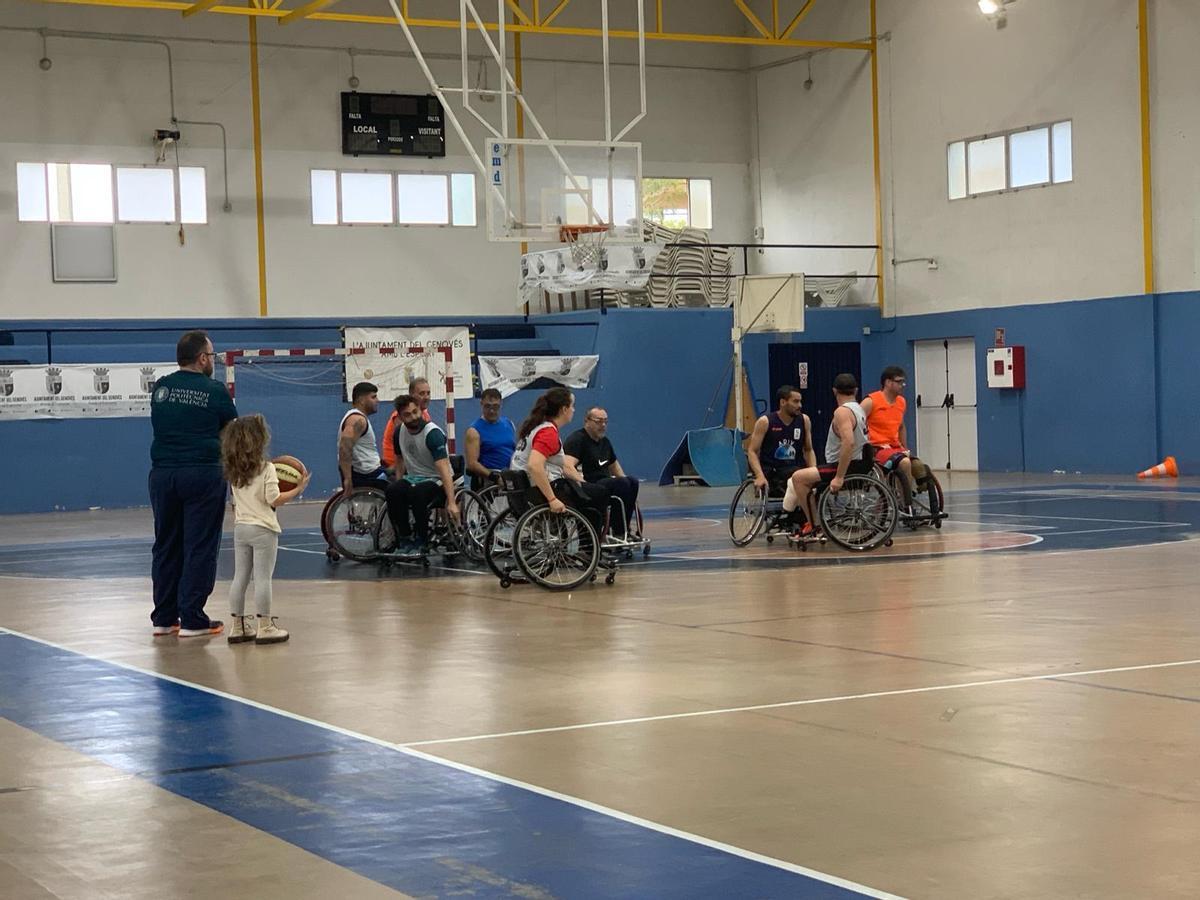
[93,367,110,395]
[140,367,158,393]
[558,356,576,376]
[0,369,13,398]
[45,367,63,395]
[521,357,537,377]
[153,385,169,403]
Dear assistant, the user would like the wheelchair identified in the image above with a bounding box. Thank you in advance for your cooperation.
[481,469,623,591]
[475,474,650,562]
[321,456,491,565]
[727,452,897,553]
[873,449,947,531]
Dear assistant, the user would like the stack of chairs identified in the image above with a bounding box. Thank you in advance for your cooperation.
[612,221,733,309]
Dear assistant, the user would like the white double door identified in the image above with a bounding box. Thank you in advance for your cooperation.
[913,338,978,471]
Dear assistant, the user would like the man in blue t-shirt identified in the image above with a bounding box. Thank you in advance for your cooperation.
[464,388,517,490]
[149,330,237,638]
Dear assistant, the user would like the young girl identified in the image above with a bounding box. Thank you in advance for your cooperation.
[220,414,310,645]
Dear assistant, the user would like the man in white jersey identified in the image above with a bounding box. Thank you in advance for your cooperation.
[338,381,388,495]
[822,373,871,492]
[386,393,459,553]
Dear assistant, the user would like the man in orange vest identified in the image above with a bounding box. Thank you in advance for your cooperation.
[861,365,929,514]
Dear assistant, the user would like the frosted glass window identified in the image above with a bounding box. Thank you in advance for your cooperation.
[180,167,208,224]
[69,164,115,223]
[563,179,592,225]
[451,173,476,226]
[17,163,47,221]
[1009,127,1049,188]
[966,136,1005,195]
[117,167,176,222]
[311,170,338,225]
[1052,120,1073,183]
[947,142,967,200]
[397,173,449,225]
[688,178,713,229]
[339,172,393,224]
[589,177,637,227]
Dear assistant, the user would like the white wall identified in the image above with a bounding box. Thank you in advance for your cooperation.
[753,0,1198,315]
[0,3,752,320]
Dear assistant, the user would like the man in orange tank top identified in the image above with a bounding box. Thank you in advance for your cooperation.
[861,365,925,512]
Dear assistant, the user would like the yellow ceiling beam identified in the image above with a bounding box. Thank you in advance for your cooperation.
[181,0,220,16]
[540,0,571,28]
[278,0,339,24]
[34,0,872,50]
[779,0,816,41]
[505,0,532,27]
[732,0,771,39]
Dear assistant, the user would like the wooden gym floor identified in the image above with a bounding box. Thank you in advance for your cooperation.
[2,474,1199,899]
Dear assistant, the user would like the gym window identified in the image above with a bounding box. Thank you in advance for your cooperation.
[561,176,714,230]
[947,120,1072,200]
[16,162,208,224]
[643,177,712,230]
[310,170,477,226]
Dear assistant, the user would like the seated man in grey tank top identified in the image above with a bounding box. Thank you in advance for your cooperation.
[823,373,871,493]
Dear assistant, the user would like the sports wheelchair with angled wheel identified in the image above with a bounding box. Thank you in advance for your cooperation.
[872,448,947,531]
[728,450,898,553]
[482,469,624,591]
[321,457,491,566]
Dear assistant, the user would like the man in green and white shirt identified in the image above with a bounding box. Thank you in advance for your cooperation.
[385,393,459,553]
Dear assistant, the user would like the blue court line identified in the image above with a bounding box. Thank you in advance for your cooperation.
[0,630,894,900]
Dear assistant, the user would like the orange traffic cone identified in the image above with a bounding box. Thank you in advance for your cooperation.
[1137,456,1179,479]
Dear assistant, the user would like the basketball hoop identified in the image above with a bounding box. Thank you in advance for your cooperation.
[560,224,609,268]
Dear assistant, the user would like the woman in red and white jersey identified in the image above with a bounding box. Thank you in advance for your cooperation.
[511,387,609,532]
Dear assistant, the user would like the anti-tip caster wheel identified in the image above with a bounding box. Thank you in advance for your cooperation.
[605,572,616,585]
[643,544,651,557]
[325,549,340,563]
[499,577,511,589]
[766,535,774,544]
[885,538,894,547]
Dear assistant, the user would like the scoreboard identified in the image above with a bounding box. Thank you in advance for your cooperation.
[340,92,446,158]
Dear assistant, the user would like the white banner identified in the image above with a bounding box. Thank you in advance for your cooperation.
[342,327,472,402]
[519,243,665,307]
[0,362,177,420]
[478,355,599,398]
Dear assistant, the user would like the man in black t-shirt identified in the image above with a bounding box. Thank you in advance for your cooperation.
[563,407,639,539]
[149,330,238,638]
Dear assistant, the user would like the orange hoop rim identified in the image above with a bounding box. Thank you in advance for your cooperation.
[559,224,610,243]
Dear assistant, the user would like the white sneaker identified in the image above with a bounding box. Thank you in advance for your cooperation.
[227,615,257,644]
[255,618,290,645]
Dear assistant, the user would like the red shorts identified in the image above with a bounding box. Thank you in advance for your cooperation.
[874,447,910,470]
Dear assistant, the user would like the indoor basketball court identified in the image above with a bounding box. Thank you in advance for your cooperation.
[2,2,1199,899]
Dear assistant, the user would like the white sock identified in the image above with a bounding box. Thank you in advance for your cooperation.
[782,479,799,513]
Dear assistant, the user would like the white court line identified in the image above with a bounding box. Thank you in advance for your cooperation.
[1047,524,1194,537]
[0,627,898,900]
[401,657,1200,748]
[972,512,1191,526]
[633,534,1043,565]
[275,545,490,577]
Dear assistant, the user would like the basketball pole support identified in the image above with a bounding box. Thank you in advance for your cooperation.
[381,0,645,237]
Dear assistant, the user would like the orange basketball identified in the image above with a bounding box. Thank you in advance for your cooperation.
[273,455,306,492]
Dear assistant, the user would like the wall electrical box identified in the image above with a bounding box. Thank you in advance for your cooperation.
[986,345,1025,389]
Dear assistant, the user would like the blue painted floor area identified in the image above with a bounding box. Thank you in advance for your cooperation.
[1,484,1198,580]
[0,633,877,899]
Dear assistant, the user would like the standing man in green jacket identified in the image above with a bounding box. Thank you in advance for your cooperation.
[149,330,237,637]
